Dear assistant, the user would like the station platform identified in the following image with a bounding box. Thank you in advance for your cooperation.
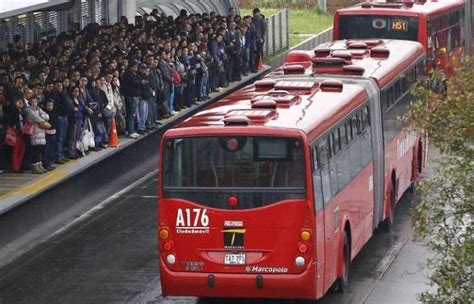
[0,68,269,266]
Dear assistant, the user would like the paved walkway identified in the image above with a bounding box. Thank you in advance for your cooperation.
[364,239,433,303]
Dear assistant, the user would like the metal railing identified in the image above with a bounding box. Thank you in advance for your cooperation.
[268,27,333,68]
[264,9,290,57]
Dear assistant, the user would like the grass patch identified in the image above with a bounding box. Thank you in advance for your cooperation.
[240,7,332,47]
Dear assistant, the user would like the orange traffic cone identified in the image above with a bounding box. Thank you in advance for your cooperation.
[258,55,264,70]
[109,118,120,148]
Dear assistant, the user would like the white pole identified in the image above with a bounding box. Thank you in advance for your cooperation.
[318,0,327,13]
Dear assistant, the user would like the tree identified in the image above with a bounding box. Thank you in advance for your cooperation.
[406,58,473,303]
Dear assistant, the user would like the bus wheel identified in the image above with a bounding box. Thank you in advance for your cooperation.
[380,187,395,233]
[333,232,350,293]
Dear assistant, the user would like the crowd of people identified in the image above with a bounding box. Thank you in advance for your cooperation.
[0,8,266,174]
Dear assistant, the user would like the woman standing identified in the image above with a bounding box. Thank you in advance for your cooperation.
[67,86,84,159]
[28,96,49,174]
[5,96,27,173]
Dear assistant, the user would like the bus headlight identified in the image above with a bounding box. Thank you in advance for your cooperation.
[166,254,176,265]
[295,256,305,267]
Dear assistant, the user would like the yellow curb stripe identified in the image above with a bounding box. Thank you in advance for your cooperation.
[0,162,76,200]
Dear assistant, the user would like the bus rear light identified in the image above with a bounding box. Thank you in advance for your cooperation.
[228,196,238,207]
[295,256,305,267]
[298,243,308,254]
[159,229,169,240]
[166,254,176,265]
[301,231,311,241]
[163,241,173,252]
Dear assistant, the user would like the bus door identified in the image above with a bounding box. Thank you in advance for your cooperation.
[358,79,385,230]
[312,145,326,296]
[314,136,337,291]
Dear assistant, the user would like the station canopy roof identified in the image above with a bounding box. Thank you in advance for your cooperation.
[0,0,72,19]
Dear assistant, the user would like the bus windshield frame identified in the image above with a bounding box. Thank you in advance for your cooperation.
[162,135,307,209]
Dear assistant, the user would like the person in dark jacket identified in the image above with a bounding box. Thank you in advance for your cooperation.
[210,34,227,89]
[67,86,84,159]
[137,63,152,134]
[252,8,266,72]
[86,78,108,148]
[45,79,72,164]
[43,98,57,170]
[120,61,141,138]
[240,25,252,76]
[145,55,162,128]
[158,51,174,116]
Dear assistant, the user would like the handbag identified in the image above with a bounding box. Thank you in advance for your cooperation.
[82,118,95,150]
[23,122,34,135]
[4,127,19,146]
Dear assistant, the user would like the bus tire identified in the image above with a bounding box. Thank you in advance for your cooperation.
[380,186,395,233]
[333,232,350,293]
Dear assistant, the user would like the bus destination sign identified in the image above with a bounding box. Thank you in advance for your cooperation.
[391,20,408,31]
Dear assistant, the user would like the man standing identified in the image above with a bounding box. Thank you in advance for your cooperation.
[252,8,266,72]
[158,51,174,117]
[145,55,163,127]
[46,79,71,164]
[121,61,141,138]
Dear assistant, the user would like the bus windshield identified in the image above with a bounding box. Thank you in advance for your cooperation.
[163,136,306,209]
[338,15,419,41]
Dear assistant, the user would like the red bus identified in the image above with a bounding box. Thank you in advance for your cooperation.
[158,39,426,300]
[333,0,470,72]
[277,38,428,225]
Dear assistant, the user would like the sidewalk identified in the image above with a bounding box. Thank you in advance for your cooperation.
[364,238,433,304]
[0,69,269,215]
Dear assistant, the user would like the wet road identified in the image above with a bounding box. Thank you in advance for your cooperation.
[0,174,418,304]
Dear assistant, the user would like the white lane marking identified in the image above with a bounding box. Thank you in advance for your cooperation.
[374,241,405,275]
[46,170,157,240]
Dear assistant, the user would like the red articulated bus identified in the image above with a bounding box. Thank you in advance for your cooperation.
[276,38,428,225]
[333,0,471,72]
[158,39,426,300]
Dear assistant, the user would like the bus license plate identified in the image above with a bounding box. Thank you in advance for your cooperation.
[224,253,246,265]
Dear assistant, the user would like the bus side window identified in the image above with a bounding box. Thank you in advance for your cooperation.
[349,113,363,176]
[352,113,361,134]
[334,129,341,151]
[361,107,370,131]
[449,24,461,50]
[347,121,354,142]
[318,138,332,205]
[336,123,351,189]
[360,107,373,166]
[387,85,394,108]
[340,124,348,150]
[328,135,339,197]
[312,147,324,212]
